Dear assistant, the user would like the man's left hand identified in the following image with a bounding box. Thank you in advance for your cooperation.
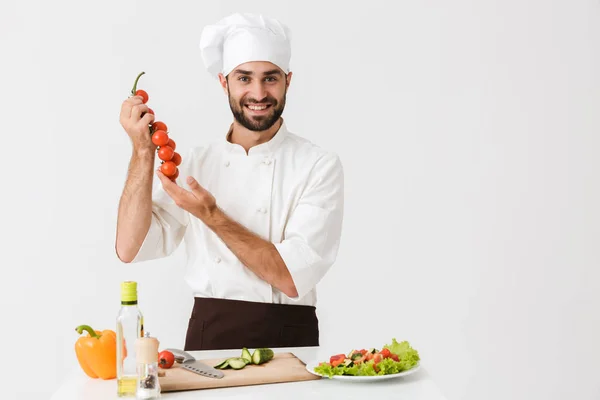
[156,170,217,221]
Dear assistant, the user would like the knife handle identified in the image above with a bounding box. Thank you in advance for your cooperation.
[164,348,196,363]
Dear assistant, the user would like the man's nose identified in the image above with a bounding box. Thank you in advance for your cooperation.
[249,81,268,101]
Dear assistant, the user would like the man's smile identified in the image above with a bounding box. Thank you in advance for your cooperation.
[245,103,273,114]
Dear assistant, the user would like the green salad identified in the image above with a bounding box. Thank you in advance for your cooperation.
[313,338,420,378]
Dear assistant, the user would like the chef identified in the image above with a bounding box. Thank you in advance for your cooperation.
[115,13,344,351]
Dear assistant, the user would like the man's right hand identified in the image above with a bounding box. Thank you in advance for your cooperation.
[120,95,156,153]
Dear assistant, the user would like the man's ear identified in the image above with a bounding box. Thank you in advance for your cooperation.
[286,72,293,89]
[218,73,228,94]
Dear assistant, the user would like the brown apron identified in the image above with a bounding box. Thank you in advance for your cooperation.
[183,297,319,351]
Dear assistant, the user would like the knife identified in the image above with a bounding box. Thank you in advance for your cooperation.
[164,348,224,379]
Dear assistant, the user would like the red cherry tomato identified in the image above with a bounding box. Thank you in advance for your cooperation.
[390,354,399,362]
[158,146,174,161]
[152,130,169,147]
[380,348,391,359]
[170,168,179,182]
[158,350,175,369]
[167,138,176,150]
[171,152,182,166]
[161,161,177,177]
[151,121,168,132]
[135,89,148,104]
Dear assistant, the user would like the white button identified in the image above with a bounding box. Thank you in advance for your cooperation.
[214,256,221,263]
[224,161,230,167]
[257,207,267,214]
[263,159,272,165]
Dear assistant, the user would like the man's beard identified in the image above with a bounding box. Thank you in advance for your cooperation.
[228,88,286,132]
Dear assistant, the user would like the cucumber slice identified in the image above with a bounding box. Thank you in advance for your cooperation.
[214,359,230,369]
[228,357,249,370]
[251,348,274,365]
[241,347,252,363]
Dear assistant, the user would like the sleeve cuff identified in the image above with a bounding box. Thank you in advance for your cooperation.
[130,214,164,263]
[274,239,325,301]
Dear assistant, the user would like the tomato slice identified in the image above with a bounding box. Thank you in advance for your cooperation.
[380,348,391,358]
[329,354,346,367]
[373,354,383,365]
[391,354,399,362]
[331,359,344,367]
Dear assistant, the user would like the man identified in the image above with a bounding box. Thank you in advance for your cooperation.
[115,13,344,351]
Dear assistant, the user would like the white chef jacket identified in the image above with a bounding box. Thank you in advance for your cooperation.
[131,120,344,307]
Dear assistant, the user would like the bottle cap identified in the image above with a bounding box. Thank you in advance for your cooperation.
[121,281,138,303]
[135,332,160,364]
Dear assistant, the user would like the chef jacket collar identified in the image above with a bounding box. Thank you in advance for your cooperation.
[224,118,288,156]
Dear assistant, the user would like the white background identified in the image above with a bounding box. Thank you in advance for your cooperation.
[1,1,599,399]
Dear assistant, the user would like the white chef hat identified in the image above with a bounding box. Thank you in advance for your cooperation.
[199,13,292,78]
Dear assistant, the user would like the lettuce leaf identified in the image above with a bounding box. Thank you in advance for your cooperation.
[314,361,377,378]
[383,338,420,371]
[375,357,406,375]
[313,362,346,378]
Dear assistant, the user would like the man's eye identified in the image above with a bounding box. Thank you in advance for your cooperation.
[239,76,249,82]
[265,77,276,82]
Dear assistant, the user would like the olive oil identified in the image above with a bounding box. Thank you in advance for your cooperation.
[117,376,137,396]
[116,281,144,397]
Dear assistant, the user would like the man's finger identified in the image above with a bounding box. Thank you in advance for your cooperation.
[140,112,155,126]
[126,95,144,104]
[157,170,178,192]
[157,170,189,203]
[131,104,150,121]
[122,96,143,118]
[186,176,208,199]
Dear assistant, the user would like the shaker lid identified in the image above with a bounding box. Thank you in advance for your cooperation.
[135,332,160,364]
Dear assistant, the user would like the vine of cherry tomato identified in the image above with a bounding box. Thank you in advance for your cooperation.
[131,71,182,181]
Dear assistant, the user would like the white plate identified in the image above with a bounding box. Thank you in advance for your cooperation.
[305,360,421,381]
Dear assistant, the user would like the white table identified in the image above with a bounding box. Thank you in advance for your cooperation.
[51,347,448,400]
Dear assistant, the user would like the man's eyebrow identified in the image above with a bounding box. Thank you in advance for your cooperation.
[233,69,253,75]
[263,69,283,76]
[232,69,283,76]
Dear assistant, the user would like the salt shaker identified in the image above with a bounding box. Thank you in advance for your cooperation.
[134,332,161,399]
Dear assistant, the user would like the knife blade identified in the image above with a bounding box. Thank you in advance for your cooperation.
[164,348,224,379]
[181,360,224,379]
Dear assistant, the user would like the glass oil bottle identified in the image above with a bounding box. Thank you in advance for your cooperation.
[117,281,144,397]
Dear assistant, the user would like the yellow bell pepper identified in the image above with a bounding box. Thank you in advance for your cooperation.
[74,324,119,380]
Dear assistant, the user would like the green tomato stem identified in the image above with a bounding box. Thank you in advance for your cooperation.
[131,71,145,95]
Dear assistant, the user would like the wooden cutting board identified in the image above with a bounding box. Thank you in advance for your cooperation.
[158,352,321,392]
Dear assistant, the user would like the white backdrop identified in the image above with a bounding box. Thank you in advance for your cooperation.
[1,1,599,399]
